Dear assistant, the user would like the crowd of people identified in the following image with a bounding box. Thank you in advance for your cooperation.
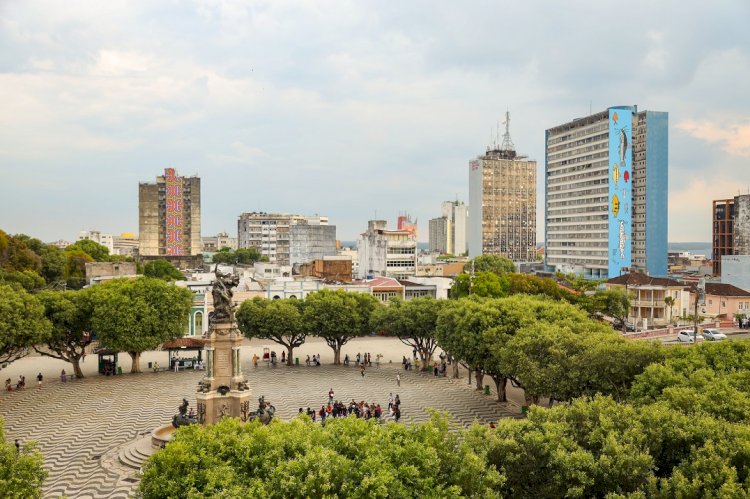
[299,388,402,424]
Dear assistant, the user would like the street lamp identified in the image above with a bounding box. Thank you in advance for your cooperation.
[693,278,706,344]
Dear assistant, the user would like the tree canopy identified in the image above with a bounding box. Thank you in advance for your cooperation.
[463,255,515,275]
[211,247,267,265]
[139,414,502,498]
[0,284,51,367]
[0,419,47,498]
[143,259,185,281]
[65,239,110,262]
[370,297,444,369]
[303,289,380,364]
[236,297,306,366]
[90,277,192,373]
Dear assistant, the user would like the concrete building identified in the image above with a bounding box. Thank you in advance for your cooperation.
[701,282,750,319]
[202,232,237,253]
[545,106,668,279]
[357,220,417,280]
[237,213,335,266]
[296,257,353,282]
[78,230,114,253]
[399,280,438,300]
[429,201,468,255]
[712,195,750,275]
[428,217,449,254]
[606,272,689,328]
[139,168,201,257]
[469,112,536,262]
[84,261,138,286]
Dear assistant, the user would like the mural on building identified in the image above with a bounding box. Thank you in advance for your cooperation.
[609,108,632,276]
[165,168,184,255]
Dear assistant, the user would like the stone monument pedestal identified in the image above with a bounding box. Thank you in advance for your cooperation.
[196,322,252,425]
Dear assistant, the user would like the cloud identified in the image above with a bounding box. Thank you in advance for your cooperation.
[677,120,750,158]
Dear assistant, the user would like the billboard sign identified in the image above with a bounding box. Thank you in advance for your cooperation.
[164,168,184,256]
[608,108,632,277]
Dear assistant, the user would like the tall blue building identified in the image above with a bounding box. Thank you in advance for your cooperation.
[544,106,668,279]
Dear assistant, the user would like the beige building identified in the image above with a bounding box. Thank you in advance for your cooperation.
[357,220,417,280]
[606,272,689,328]
[468,113,536,262]
[139,168,201,257]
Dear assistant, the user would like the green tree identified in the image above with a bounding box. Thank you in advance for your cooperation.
[0,284,51,367]
[0,270,45,291]
[63,249,93,290]
[35,290,94,378]
[65,239,110,261]
[371,297,444,370]
[90,278,192,373]
[0,231,41,273]
[236,297,306,366]
[593,288,631,331]
[211,247,267,265]
[664,295,675,322]
[463,254,515,275]
[303,289,380,365]
[0,419,47,498]
[139,414,503,498]
[450,271,505,299]
[143,259,185,281]
[39,245,66,284]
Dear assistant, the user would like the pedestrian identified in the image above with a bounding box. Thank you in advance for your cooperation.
[356,352,361,365]
[174,358,179,372]
[395,394,401,407]
[306,355,310,366]
[253,354,259,367]
[5,378,11,392]
[396,373,401,387]
[344,353,350,366]
[60,369,67,383]
[360,364,366,377]
[413,347,417,359]
[394,406,401,422]
[433,363,439,377]
[388,392,394,409]
[15,439,20,452]
[37,372,43,388]
[328,388,334,404]
[281,351,286,364]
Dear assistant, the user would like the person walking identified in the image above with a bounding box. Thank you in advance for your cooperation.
[15,439,20,452]
[36,373,43,388]
[396,373,401,387]
[328,388,334,404]
[360,364,366,377]
[388,392,394,410]
[60,370,67,382]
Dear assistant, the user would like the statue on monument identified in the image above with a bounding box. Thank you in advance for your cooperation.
[210,266,240,325]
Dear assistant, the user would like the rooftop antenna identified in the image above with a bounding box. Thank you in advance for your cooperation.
[500,110,515,152]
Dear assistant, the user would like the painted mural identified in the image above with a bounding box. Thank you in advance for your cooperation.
[608,108,632,276]
[165,168,185,256]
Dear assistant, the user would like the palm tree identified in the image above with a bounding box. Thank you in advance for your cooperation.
[664,296,675,324]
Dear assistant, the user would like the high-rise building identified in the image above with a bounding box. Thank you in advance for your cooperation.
[544,106,668,279]
[397,214,418,238]
[78,230,114,253]
[138,168,201,256]
[712,195,750,275]
[237,212,336,266]
[428,217,449,254]
[429,201,468,255]
[357,220,417,279]
[468,112,536,261]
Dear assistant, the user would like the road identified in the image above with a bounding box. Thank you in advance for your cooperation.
[651,328,750,344]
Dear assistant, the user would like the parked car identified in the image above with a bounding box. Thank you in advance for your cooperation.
[677,330,703,343]
[702,328,727,341]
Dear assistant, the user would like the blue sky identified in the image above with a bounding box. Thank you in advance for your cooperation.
[1,0,749,243]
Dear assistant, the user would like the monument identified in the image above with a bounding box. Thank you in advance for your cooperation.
[195,268,252,425]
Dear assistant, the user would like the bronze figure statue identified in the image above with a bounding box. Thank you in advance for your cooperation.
[211,266,240,324]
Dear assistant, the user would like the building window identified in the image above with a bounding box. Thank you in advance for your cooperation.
[194,312,203,336]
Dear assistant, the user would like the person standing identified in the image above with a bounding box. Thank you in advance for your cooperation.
[328,388,335,404]
[360,364,366,377]
[396,373,401,387]
[15,440,20,452]
[388,392,394,410]
[412,347,417,359]
[36,373,43,388]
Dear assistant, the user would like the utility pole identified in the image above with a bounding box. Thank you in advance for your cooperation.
[693,278,706,344]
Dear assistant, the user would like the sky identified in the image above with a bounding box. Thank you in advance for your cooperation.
[1,0,749,244]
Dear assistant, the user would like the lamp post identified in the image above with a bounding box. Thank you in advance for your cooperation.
[693,278,706,344]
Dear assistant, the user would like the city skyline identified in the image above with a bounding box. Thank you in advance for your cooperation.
[1,1,749,243]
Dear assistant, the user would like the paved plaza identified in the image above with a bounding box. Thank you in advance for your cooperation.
[0,338,520,498]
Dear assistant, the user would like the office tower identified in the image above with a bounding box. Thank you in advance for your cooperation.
[429,201,468,255]
[712,195,750,275]
[139,168,201,256]
[428,217,449,254]
[237,213,336,266]
[357,220,417,279]
[468,112,536,261]
[544,106,668,279]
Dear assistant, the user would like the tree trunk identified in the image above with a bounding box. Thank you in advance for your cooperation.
[333,346,341,365]
[129,351,141,373]
[475,369,484,391]
[420,349,431,371]
[287,346,294,366]
[71,358,84,379]
[494,376,507,402]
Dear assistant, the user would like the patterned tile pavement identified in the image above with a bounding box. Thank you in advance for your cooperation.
[1,356,519,498]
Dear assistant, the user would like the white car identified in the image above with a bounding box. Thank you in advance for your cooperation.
[677,330,703,343]
[702,328,727,341]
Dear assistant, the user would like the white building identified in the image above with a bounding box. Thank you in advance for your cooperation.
[78,230,114,253]
[357,220,417,280]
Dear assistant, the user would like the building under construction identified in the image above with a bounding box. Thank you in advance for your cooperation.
[468,112,537,262]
